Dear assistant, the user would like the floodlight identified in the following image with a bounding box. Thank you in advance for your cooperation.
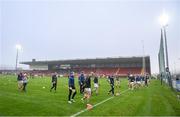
[15,44,22,50]
[159,12,169,27]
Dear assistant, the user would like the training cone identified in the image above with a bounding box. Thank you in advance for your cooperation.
[86,104,93,110]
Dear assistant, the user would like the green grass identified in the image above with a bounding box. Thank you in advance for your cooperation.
[0,74,179,116]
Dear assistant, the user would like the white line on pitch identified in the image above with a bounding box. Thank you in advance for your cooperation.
[70,89,129,117]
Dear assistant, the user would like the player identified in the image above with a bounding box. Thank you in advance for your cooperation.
[22,73,28,92]
[145,74,148,87]
[141,75,145,87]
[68,72,77,104]
[81,73,92,103]
[17,72,23,91]
[127,73,130,89]
[93,74,99,95]
[115,75,120,95]
[135,75,141,88]
[129,74,135,90]
[147,74,150,84]
[78,71,85,94]
[108,75,115,96]
[50,72,58,92]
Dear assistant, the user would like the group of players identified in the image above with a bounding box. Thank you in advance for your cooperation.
[68,72,123,104]
[17,72,28,92]
[68,71,100,104]
[128,74,150,90]
[17,71,150,104]
[47,71,121,104]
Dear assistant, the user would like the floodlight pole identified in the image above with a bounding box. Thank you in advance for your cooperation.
[142,40,146,75]
[163,26,169,68]
[163,26,172,88]
[174,62,176,75]
[15,48,19,73]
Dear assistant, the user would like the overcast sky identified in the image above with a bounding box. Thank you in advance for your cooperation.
[0,0,180,73]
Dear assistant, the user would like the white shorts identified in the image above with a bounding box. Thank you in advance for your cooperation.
[94,83,99,88]
[130,82,134,85]
[18,81,23,85]
[85,88,91,94]
[137,81,141,84]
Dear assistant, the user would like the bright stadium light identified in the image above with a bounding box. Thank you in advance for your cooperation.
[159,12,169,27]
[15,44,22,72]
[15,44,22,50]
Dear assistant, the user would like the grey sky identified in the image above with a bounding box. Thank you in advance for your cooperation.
[0,0,180,73]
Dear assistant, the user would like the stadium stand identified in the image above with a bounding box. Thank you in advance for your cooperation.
[20,56,151,77]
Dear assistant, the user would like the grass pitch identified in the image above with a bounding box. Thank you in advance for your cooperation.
[0,75,180,116]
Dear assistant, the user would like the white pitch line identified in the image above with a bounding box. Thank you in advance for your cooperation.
[71,89,129,117]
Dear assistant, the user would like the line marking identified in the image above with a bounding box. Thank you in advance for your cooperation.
[71,89,129,117]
